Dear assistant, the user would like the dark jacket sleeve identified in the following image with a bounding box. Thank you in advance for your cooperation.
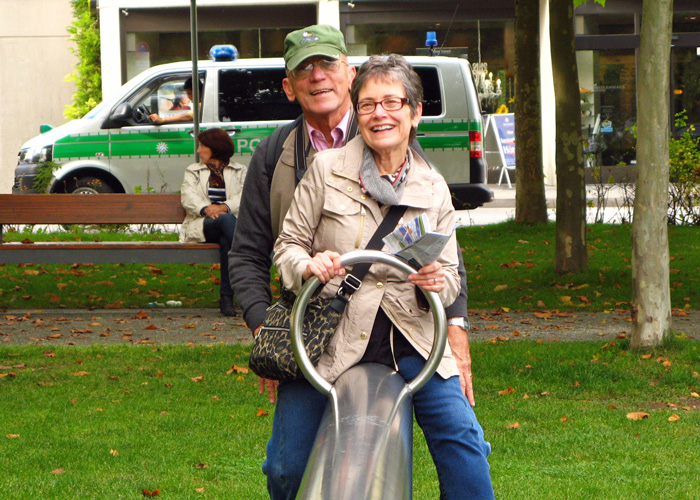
[229,137,275,332]
[410,138,468,319]
[444,242,468,319]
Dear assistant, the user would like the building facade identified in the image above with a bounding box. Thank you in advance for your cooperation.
[0,0,76,193]
[6,1,696,193]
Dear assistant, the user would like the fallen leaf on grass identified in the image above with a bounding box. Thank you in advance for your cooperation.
[226,365,250,375]
[493,284,508,292]
[668,414,681,422]
[51,469,65,474]
[257,409,269,417]
[195,487,206,493]
[110,449,119,456]
[191,376,205,382]
[498,387,516,396]
[73,371,90,376]
[506,422,520,429]
[194,463,209,469]
[6,434,20,439]
[142,489,160,497]
[626,411,650,421]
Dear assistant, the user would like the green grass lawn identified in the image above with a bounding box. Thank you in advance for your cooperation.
[2,222,699,311]
[2,339,699,499]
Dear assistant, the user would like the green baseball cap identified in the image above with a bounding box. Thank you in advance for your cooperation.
[284,24,348,71]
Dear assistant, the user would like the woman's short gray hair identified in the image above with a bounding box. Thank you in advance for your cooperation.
[351,55,423,141]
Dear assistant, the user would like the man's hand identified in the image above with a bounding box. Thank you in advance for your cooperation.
[447,323,475,407]
[258,376,279,404]
[253,324,279,404]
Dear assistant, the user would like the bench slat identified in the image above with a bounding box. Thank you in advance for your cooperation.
[0,242,219,264]
[0,194,185,224]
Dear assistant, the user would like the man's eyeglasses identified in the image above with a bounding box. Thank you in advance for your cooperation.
[290,59,346,79]
[356,97,410,115]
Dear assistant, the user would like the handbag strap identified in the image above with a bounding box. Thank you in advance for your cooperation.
[329,204,407,312]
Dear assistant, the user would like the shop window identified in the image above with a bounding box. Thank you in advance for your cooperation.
[672,47,700,139]
[578,49,637,166]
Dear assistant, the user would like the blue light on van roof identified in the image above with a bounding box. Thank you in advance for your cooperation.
[426,31,438,48]
[210,45,239,61]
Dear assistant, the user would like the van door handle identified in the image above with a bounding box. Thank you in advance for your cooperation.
[224,128,243,136]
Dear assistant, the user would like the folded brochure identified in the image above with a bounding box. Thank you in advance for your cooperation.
[382,213,453,269]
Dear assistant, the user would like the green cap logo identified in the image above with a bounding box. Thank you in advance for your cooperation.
[284,24,348,71]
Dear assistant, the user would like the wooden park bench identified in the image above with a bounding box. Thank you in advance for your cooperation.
[0,194,219,264]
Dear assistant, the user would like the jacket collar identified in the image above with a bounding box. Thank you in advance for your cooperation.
[191,161,242,171]
[330,136,434,210]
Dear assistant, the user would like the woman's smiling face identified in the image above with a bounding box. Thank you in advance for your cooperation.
[356,77,422,162]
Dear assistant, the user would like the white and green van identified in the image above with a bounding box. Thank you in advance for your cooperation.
[14,53,492,209]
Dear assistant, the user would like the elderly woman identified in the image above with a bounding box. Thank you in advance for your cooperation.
[180,127,246,316]
[269,55,494,499]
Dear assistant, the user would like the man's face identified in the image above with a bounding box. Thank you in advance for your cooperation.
[282,56,356,124]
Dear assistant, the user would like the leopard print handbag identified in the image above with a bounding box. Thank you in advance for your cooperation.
[249,205,407,382]
[249,289,343,381]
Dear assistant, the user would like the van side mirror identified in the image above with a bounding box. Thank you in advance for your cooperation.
[101,103,133,129]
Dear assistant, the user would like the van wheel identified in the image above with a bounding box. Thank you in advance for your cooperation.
[68,176,115,195]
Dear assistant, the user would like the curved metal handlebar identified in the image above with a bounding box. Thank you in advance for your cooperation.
[290,250,447,396]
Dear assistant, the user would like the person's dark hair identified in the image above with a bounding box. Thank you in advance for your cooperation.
[184,76,204,94]
[198,128,234,163]
[350,54,423,143]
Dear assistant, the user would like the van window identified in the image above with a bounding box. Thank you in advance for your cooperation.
[413,66,442,117]
[127,74,199,120]
[219,68,301,122]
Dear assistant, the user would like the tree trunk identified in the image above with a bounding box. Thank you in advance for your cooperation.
[631,0,673,348]
[514,0,548,224]
[550,0,588,274]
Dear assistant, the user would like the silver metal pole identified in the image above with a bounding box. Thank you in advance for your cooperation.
[190,0,200,161]
[290,250,448,500]
[290,250,448,395]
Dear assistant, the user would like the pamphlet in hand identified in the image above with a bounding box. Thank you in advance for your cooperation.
[382,213,454,270]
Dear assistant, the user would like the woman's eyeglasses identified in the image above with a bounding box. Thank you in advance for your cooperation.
[290,59,346,79]
[356,97,410,115]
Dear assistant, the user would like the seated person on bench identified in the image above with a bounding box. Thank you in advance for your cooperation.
[179,127,247,317]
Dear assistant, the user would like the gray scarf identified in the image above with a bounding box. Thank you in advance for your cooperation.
[359,146,410,206]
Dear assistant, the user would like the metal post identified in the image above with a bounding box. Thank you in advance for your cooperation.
[290,250,448,499]
[190,0,200,161]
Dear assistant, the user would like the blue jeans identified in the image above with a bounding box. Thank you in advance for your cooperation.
[203,213,236,296]
[262,356,494,500]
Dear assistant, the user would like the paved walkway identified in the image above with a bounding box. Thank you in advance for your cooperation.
[2,307,696,346]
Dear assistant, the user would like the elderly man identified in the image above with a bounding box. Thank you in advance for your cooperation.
[229,24,490,499]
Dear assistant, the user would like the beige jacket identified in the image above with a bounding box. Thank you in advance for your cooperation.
[274,136,460,383]
[179,161,247,243]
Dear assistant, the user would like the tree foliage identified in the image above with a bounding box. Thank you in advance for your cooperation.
[64,0,101,120]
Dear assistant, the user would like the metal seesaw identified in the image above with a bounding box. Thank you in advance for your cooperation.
[290,250,447,500]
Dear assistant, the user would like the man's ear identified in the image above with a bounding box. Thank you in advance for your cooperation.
[347,65,357,90]
[282,78,297,102]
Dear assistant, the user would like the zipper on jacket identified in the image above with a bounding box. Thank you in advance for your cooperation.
[355,206,366,248]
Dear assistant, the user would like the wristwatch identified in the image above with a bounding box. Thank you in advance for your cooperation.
[447,317,467,329]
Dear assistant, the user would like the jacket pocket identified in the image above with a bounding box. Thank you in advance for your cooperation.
[316,192,362,253]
